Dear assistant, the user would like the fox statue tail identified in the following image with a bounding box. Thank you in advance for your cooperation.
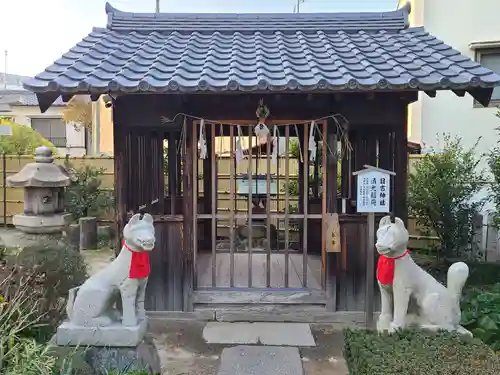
[447,262,469,303]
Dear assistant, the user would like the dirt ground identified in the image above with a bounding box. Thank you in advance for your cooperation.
[148,319,348,375]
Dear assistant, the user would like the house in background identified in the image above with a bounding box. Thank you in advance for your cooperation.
[0,73,31,91]
[0,89,87,156]
[399,0,500,158]
[399,0,500,253]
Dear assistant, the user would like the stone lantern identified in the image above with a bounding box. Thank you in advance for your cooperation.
[7,146,71,234]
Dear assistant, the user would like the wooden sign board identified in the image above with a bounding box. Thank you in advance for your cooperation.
[353,165,395,214]
[325,213,341,253]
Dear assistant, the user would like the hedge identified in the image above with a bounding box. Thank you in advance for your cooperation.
[419,259,500,287]
[343,329,500,375]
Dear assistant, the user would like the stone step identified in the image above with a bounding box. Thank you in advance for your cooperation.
[217,346,304,375]
[203,322,316,346]
[194,305,368,324]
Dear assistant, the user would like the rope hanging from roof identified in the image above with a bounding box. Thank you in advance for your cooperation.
[160,112,352,161]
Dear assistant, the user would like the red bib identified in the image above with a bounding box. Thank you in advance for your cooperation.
[123,240,151,279]
[377,250,409,285]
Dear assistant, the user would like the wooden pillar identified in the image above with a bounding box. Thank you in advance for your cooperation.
[326,120,338,312]
[112,104,126,254]
[297,126,309,251]
[298,128,304,215]
[183,118,194,311]
[394,107,408,224]
[203,126,212,249]
[168,132,178,214]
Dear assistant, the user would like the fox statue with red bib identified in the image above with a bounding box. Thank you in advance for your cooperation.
[375,215,471,336]
[65,213,155,328]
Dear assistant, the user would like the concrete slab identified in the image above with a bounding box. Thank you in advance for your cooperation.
[203,322,258,344]
[56,319,147,347]
[217,346,303,375]
[256,323,316,347]
[203,322,316,346]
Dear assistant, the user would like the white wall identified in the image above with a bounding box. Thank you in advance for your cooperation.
[4,105,86,156]
[408,0,500,210]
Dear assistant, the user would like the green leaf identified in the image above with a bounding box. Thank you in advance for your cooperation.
[478,315,498,331]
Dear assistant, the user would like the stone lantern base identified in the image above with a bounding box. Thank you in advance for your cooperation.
[13,213,72,234]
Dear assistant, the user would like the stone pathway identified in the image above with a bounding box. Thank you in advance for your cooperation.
[149,319,348,375]
[217,346,303,375]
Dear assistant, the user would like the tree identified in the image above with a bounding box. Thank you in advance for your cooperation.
[408,134,485,260]
[63,161,114,220]
[488,107,500,227]
[0,118,55,154]
[62,95,92,131]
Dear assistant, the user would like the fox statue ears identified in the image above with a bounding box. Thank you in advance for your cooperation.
[128,213,154,226]
[379,215,406,230]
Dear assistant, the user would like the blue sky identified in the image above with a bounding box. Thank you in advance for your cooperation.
[0,0,397,77]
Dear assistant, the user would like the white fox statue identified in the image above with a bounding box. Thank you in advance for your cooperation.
[375,215,471,336]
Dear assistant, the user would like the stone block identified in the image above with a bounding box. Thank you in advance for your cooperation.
[217,346,303,375]
[84,336,161,375]
[203,322,316,346]
[56,319,147,347]
[13,213,71,234]
[80,217,97,250]
[49,335,161,375]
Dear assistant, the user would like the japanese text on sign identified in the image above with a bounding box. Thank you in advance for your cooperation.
[356,170,390,213]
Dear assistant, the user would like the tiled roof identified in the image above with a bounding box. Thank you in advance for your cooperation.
[23,2,500,110]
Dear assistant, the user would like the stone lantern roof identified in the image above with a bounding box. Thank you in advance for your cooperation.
[6,146,70,188]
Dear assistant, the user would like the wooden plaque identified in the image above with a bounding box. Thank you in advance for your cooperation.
[325,213,341,253]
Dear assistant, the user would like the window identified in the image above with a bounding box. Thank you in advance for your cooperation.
[477,48,500,105]
[31,118,67,147]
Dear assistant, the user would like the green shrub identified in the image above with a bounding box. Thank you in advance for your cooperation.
[343,328,500,375]
[0,267,58,374]
[408,135,485,260]
[0,118,56,155]
[461,283,500,350]
[6,243,87,341]
[417,258,500,287]
[64,162,115,221]
[3,338,57,375]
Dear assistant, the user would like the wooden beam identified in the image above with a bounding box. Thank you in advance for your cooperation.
[112,105,126,254]
[326,120,338,312]
[394,111,409,224]
[183,117,194,312]
[117,92,414,128]
[193,290,327,304]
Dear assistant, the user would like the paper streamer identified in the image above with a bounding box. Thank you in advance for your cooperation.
[271,126,279,164]
[198,119,207,159]
[235,125,245,164]
[309,121,317,162]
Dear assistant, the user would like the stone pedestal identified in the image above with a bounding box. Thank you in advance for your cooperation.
[84,336,161,375]
[13,213,71,234]
[56,319,147,347]
[49,335,161,375]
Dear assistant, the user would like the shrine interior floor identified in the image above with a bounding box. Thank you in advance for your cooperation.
[196,253,322,289]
